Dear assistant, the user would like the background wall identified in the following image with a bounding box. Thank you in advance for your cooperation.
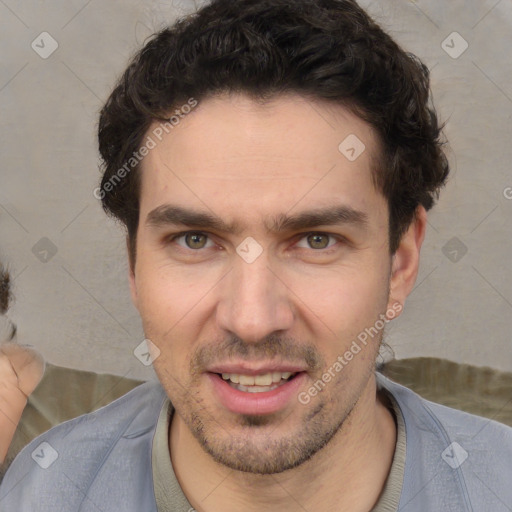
[0,0,511,381]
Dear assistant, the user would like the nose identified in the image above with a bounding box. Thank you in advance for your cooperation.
[216,252,294,343]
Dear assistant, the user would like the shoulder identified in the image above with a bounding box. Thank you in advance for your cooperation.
[378,373,512,511]
[0,380,166,511]
[379,371,512,444]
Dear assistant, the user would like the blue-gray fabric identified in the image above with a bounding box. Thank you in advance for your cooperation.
[1,373,511,511]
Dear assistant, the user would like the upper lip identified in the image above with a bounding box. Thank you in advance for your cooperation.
[207,362,307,375]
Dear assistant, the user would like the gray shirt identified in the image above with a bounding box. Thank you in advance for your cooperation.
[2,373,511,511]
[152,382,406,511]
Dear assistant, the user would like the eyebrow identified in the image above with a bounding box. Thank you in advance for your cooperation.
[145,204,369,235]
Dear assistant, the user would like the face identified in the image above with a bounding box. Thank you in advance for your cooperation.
[131,93,401,474]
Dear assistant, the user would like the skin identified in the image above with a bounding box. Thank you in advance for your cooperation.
[129,93,426,512]
[0,343,45,463]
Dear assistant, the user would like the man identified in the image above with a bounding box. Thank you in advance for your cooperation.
[1,0,511,510]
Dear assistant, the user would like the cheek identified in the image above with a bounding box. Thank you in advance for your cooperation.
[135,275,170,329]
[134,271,183,363]
[135,262,199,324]
[135,277,189,385]
[293,264,389,329]
[134,265,210,370]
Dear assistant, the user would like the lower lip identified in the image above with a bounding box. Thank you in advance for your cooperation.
[208,372,307,415]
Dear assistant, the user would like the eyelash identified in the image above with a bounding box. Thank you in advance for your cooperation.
[166,231,345,254]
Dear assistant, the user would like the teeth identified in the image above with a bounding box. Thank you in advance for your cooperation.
[254,374,272,386]
[271,371,282,382]
[222,373,239,383]
[220,371,295,388]
[244,384,279,393]
[239,375,254,386]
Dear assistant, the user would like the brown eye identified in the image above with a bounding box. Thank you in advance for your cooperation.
[184,232,209,249]
[306,233,331,249]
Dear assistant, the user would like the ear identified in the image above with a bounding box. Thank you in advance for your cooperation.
[127,236,139,310]
[387,206,427,315]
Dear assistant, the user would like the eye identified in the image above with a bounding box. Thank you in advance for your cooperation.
[295,233,339,250]
[167,231,344,254]
[172,231,215,250]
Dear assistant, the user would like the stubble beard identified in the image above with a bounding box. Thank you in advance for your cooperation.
[174,376,365,475]
[162,331,381,475]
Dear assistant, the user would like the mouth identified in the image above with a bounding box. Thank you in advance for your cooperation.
[218,371,297,393]
[206,366,307,415]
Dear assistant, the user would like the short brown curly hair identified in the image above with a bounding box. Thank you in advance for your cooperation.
[98,0,449,265]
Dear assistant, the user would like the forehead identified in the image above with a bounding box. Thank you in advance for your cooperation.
[138,93,386,228]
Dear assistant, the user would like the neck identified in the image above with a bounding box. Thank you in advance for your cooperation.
[169,373,396,512]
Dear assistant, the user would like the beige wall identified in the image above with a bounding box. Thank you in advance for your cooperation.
[1,0,510,379]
